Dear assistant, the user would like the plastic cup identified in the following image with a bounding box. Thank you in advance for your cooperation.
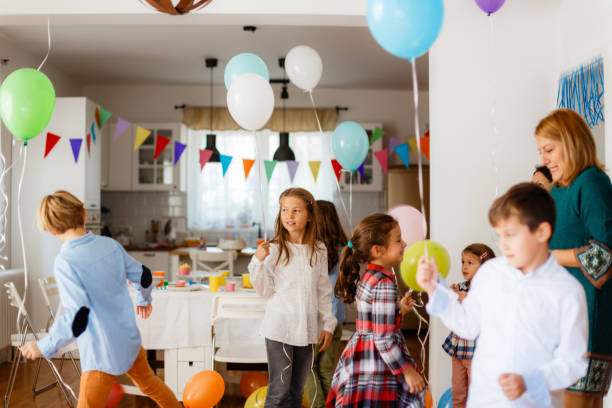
[219,270,230,285]
[242,273,252,289]
[209,275,222,292]
[225,282,236,292]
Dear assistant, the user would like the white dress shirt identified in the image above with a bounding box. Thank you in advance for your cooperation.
[428,255,588,407]
[248,242,337,346]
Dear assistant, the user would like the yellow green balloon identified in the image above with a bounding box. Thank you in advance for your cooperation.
[400,240,450,292]
[245,385,267,408]
[0,68,56,141]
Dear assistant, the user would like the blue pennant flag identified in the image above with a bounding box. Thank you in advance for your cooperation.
[220,154,233,176]
[395,143,410,169]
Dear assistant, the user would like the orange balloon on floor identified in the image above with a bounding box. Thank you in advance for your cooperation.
[240,372,269,398]
[183,370,225,408]
[104,383,124,408]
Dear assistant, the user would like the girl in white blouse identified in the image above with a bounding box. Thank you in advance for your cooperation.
[248,188,337,408]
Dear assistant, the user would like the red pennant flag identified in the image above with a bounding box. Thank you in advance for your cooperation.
[153,135,171,160]
[199,149,213,171]
[331,159,343,182]
[95,107,101,128]
[44,132,61,158]
[86,133,91,156]
[421,132,430,160]
[374,149,388,174]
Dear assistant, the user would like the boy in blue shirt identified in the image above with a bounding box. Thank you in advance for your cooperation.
[20,190,180,408]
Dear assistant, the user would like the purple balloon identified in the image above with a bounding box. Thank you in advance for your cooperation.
[475,0,505,15]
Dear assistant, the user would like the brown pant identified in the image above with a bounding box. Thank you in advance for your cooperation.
[451,357,472,408]
[564,391,603,408]
[77,347,181,408]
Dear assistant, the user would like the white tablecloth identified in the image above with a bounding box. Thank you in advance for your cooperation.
[130,288,265,349]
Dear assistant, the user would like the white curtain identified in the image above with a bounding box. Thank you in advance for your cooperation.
[186,129,337,237]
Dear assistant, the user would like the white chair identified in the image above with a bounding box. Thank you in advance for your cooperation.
[3,282,75,408]
[210,294,268,371]
[189,250,237,276]
[33,277,81,394]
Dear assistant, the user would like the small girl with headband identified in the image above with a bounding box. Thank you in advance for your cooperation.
[443,243,495,408]
[327,213,425,408]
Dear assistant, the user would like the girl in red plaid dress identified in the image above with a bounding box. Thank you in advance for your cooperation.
[442,243,495,408]
[327,213,425,408]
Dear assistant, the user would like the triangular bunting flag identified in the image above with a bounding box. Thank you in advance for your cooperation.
[286,160,299,183]
[174,141,187,165]
[370,126,384,145]
[86,133,91,156]
[264,160,277,182]
[309,161,321,182]
[331,159,343,182]
[134,127,151,151]
[199,149,213,171]
[357,163,365,179]
[421,132,430,160]
[95,107,100,128]
[43,132,61,158]
[220,154,233,176]
[69,139,82,163]
[395,143,411,169]
[153,135,171,160]
[374,149,388,174]
[388,136,402,157]
[407,138,419,156]
[90,122,96,143]
[97,106,112,128]
[114,117,130,142]
[243,159,256,180]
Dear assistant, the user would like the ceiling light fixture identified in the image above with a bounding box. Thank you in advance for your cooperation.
[205,57,220,162]
[140,0,213,15]
[273,58,296,162]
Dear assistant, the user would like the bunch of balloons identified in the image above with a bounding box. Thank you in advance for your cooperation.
[0,68,56,142]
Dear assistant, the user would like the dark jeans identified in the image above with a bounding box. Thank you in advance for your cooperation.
[265,338,314,408]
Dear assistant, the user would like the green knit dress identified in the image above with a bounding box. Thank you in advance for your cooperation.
[550,166,612,397]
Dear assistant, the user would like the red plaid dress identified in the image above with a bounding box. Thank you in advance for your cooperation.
[326,265,424,408]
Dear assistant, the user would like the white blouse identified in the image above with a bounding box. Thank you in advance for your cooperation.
[248,242,337,346]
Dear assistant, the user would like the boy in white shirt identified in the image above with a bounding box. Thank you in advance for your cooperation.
[417,182,588,407]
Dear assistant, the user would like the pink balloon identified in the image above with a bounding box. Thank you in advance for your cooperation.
[387,205,427,247]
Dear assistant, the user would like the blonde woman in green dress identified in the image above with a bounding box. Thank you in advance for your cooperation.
[535,109,612,408]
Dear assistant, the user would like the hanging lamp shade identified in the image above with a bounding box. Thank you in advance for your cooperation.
[273,132,295,161]
[205,134,221,162]
[140,0,213,15]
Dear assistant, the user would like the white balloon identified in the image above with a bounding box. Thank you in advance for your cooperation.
[285,45,323,92]
[227,73,275,131]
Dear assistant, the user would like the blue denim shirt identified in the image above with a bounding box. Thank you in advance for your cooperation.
[329,248,346,326]
[37,233,152,375]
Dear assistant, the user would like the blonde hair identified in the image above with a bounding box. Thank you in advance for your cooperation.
[535,109,604,186]
[271,188,320,267]
[37,190,85,233]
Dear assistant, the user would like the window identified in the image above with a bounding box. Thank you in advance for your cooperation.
[186,128,336,238]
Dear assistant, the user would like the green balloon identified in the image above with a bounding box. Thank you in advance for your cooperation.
[0,68,56,141]
[400,239,450,292]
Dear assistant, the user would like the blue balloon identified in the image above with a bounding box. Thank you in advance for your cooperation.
[332,121,369,172]
[224,53,270,90]
[367,0,444,60]
[438,387,453,408]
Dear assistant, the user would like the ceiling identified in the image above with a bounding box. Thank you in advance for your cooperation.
[0,24,428,90]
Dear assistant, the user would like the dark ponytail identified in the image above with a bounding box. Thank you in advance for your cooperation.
[334,213,397,303]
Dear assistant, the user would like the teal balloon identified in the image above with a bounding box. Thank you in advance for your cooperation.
[367,0,444,60]
[0,68,56,141]
[224,53,270,90]
[438,387,453,408]
[332,121,369,172]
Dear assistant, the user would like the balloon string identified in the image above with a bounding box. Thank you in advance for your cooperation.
[410,59,429,262]
[308,91,352,231]
[489,17,500,200]
[16,145,28,336]
[254,132,267,241]
[37,17,51,72]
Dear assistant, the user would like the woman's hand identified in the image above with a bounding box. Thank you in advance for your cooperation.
[318,330,333,352]
[136,304,152,319]
[403,365,426,394]
[416,256,439,295]
[498,373,526,400]
[20,342,42,360]
[399,293,415,317]
[255,241,270,262]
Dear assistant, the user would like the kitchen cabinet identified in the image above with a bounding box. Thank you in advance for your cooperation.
[101,119,132,191]
[128,251,170,274]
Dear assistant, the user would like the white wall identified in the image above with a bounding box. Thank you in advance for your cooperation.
[429,0,558,399]
[83,83,429,168]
